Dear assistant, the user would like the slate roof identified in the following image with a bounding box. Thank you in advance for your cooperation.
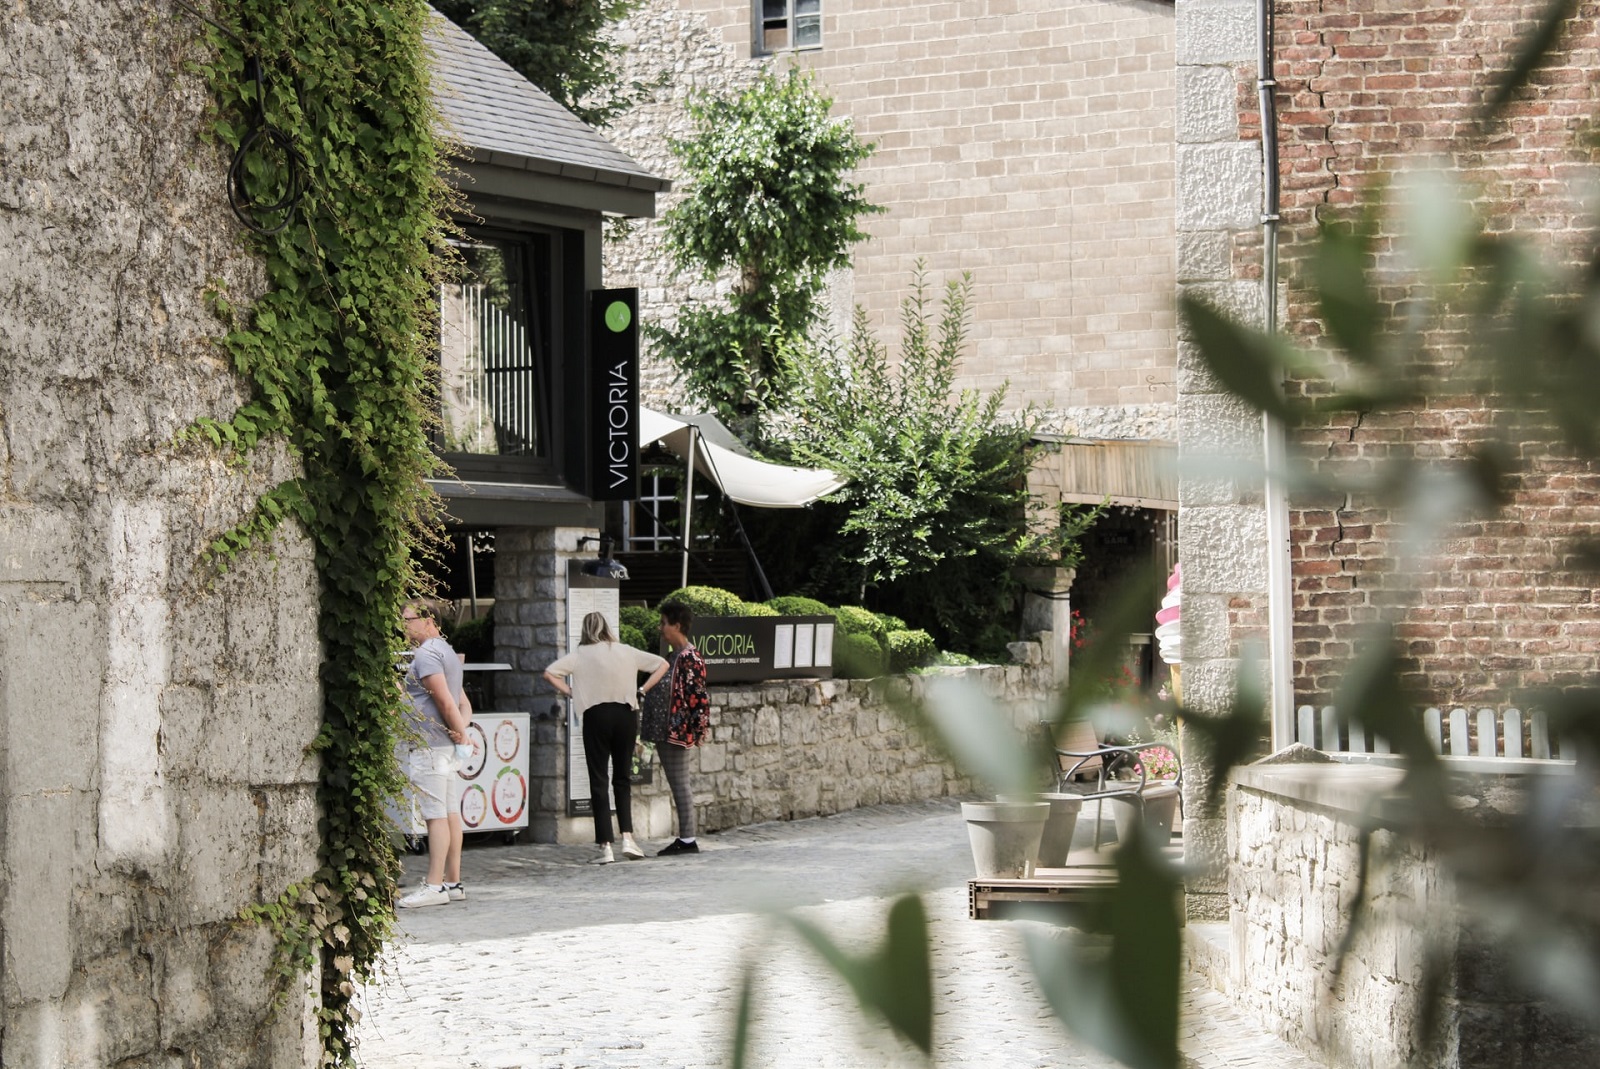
[424,8,668,194]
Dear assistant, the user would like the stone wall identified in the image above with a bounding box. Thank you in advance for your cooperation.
[526,638,1058,842]
[1227,762,1600,1068]
[1173,0,1268,921]
[1,2,321,1065]
[604,0,1178,432]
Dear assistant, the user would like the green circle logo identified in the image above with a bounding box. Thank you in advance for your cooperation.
[605,301,631,333]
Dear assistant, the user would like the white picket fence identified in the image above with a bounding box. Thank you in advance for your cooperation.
[1295,705,1570,761]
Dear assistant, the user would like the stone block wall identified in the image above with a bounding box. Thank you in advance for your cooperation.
[1,2,322,1064]
[1174,0,1268,922]
[604,0,1178,435]
[524,640,1058,842]
[1227,763,1600,1068]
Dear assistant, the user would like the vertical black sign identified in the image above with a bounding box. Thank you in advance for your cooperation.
[588,288,638,500]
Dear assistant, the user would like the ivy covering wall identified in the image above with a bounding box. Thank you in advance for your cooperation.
[189,1,451,1061]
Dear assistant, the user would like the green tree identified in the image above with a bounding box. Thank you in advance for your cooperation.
[653,69,881,435]
[431,0,647,127]
[782,268,1098,655]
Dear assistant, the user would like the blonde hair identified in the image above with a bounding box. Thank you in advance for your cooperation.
[579,611,616,646]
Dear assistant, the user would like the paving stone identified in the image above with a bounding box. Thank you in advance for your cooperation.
[355,800,1331,1068]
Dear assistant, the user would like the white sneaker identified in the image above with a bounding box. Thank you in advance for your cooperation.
[444,882,466,902]
[590,843,615,865]
[620,839,645,860]
[398,883,449,908]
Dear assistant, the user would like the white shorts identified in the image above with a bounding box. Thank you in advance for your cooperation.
[405,745,464,821]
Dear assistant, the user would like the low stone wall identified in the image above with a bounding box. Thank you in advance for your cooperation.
[526,637,1058,843]
[1226,759,1600,1068]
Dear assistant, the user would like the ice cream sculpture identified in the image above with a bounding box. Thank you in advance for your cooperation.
[1155,562,1181,702]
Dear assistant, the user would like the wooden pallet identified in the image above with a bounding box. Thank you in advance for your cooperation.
[967,840,1184,922]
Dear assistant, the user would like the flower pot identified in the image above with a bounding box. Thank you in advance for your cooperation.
[995,794,1083,868]
[961,801,1050,878]
[1106,783,1180,848]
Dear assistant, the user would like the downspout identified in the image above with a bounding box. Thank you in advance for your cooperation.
[1258,0,1296,747]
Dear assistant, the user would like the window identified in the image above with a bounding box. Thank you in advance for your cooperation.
[437,229,555,467]
[623,470,713,551]
[756,0,821,54]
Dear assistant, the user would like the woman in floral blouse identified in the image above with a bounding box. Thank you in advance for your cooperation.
[655,599,710,855]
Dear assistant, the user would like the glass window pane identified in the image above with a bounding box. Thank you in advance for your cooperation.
[795,14,821,46]
[439,238,545,457]
[762,0,787,20]
[796,0,820,14]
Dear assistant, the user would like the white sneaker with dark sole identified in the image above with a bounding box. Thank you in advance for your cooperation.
[398,883,449,908]
[444,882,466,901]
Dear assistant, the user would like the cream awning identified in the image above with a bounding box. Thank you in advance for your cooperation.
[638,407,848,508]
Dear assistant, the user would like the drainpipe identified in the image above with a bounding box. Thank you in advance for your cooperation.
[1258,0,1296,748]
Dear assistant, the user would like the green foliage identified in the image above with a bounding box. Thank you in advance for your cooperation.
[765,594,833,616]
[653,69,881,431]
[832,604,885,642]
[620,604,659,633]
[875,611,908,633]
[832,630,886,679]
[431,0,650,127]
[783,267,1084,652]
[885,629,935,673]
[741,602,780,617]
[189,4,450,1061]
[443,613,494,664]
[659,584,747,617]
[619,622,651,652]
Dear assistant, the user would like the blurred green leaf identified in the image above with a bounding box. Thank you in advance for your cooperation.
[1056,571,1160,728]
[729,965,755,1069]
[1314,218,1384,365]
[785,893,934,1055]
[1333,624,1442,797]
[1178,294,1294,421]
[1483,0,1581,121]
[1024,827,1181,1069]
[1177,645,1268,812]
[918,675,1037,796]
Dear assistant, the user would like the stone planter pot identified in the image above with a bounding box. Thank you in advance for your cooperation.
[1107,782,1180,848]
[961,801,1050,878]
[995,794,1083,867]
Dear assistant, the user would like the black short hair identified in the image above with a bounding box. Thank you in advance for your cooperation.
[659,600,694,631]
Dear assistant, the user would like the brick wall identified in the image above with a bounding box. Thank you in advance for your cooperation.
[1258,0,1600,706]
[605,0,1178,434]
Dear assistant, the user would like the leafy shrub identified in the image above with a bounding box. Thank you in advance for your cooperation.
[659,585,747,617]
[833,630,887,679]
[767,594,833,616]
[913,650,984,672]
[886,629,936,673]
[619,623,653,652]
[444,613,494,664]
[875,612,908,633]
[620,604,658,634]
[833,605,886,642]
[742,602,780,617]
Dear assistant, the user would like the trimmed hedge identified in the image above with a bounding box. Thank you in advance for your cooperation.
[886,628,936,673]
[833,605,886,641]
[658,585,748,617]
[619,623,653,652]
[834,629,887,678]
[765,594,833,616]
[875,612,908,633]
[742,602,780,617]
[620,604,658,633]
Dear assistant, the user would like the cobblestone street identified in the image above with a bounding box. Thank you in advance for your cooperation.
[355,800,1328,1069]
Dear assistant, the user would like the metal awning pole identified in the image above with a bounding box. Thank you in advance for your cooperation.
[465,533,479,616]
[680,426,697,588]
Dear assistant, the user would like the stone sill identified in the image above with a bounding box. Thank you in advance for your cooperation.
[1233,755,1584,824]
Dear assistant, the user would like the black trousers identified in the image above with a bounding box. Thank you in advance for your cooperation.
[582,701,637,843]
